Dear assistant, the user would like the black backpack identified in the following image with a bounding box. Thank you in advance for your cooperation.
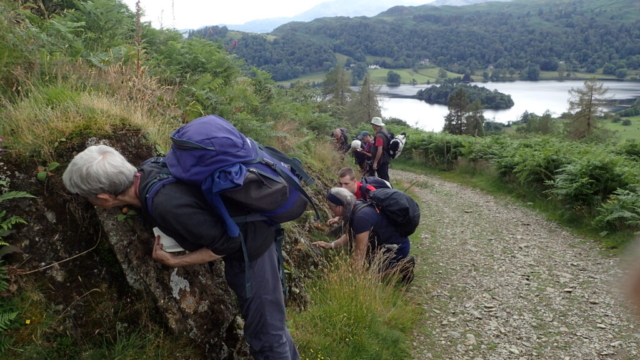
[360,176,392,199]
[356,188,420,237]
[376,129,399,159]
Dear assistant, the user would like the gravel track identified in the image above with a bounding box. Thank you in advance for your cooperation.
[393,169,640,360]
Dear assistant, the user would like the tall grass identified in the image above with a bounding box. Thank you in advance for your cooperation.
[289,254,419,360]
[0,62,182,162]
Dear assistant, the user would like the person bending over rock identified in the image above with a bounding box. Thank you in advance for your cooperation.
[63,145,299,360]
[314,187,411,277]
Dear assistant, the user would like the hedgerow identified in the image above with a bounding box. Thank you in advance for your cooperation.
[402,132,640,232]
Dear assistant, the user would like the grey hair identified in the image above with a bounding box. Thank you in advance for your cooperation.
[63,145,137,197]
[328,187,357,222]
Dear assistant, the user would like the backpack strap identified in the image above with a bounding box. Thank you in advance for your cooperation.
[361,183,376,201]
[261,144,315,186]
[139,158,177,218]
[238,233,252,297]
[274,225,288,298]
[351,201,375,220]
[377,130,393,156]
[351,201,392,249]
[252,140,322,221]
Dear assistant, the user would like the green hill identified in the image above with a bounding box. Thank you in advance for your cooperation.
[192,0,640,82]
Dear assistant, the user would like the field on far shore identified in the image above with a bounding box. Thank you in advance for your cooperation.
[602,115,640,141]
[277,66,639,87]
[506,116,640,141]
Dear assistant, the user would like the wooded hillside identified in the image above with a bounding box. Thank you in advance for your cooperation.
[193,0,640,81]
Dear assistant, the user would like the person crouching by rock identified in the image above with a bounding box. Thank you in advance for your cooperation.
[326,167,377,227]
[350,139,367,173]
[357,131,375,176]
[62,145,300,360]
[313,187,412,278]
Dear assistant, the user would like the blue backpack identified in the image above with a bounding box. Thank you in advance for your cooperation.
[143,115,319,237]
[142,115,319,296]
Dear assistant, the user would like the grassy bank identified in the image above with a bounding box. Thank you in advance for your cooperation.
[0,1,421,357]
[289,255,420,360]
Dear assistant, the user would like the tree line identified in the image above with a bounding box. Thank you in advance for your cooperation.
[206,0,640,81]
[417,83,514,110]
[189,26,336,81]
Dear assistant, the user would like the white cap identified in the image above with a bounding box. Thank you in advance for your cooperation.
[370,117,385,126]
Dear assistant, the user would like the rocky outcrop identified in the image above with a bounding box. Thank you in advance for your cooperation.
[96,207,248,358]
[3,133,327,359]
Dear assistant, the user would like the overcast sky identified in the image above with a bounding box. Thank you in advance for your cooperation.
[122,0,429,30]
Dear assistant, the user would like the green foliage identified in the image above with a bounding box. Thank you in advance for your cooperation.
[0,187,34,354]
[593,187,640,232]
[407,132,468,170]
[36,162,60,182]
[566,78,609,140]
[290,257,417,360]
[522,64,541,81]
[229,0,640,81]
[618,106,640,117]
[0,334,15,355]
[223,32,336,81]
[615,140,640,160]
[516,112,559,135]
[546,152,639,210]
[386,70,401,85]
[64,0,136,53]
[512,140,569,186]
[417,83,514,110]
[0,191,35,236]
[407,132,640,234]
[0,308,18,332]
[117,209,138,226]
[345,74,381,127]
[321,66,353,121]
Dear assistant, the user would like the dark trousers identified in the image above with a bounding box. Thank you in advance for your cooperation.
[224,243,299,360]
[376,162,390,182]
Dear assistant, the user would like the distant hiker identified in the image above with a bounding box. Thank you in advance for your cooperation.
[313,187,413,281]
[356,131,374,175]
[370,117,391,182]
[332,127,350,159]
[63,145,300,360]
[350,139,367,172]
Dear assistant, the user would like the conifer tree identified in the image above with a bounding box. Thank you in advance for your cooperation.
[345,74,381,126]
[322,65,353,119]
[464,100,485,137]
[443,88,470,135]
[566,78,609,140]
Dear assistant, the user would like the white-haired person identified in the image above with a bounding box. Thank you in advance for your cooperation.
[312,187,411,275]
[350,139,367,172]
[62,145,299,360]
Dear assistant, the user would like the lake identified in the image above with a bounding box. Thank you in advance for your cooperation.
[377,81,640,132]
